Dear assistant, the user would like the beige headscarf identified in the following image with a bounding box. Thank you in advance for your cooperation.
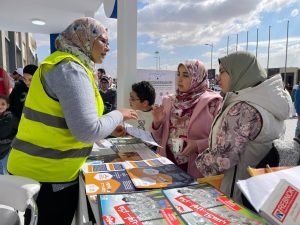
[55,17,107,70]
[218,51,267,92]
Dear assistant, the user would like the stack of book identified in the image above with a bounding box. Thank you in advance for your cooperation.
[98,183,267,225]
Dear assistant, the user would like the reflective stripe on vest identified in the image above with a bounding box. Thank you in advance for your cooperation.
[8,51,104,182]
[23,106,68,129]
[13,138,91,159]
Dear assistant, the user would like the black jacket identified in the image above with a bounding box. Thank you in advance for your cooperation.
[9,80,28,119]
[0,111,18,159]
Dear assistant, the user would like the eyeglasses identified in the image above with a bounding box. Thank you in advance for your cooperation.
[129,96,141,101]
[97,36,109,47]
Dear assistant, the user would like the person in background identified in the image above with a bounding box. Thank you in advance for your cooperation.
[9,64,38,120]
[0,95,18,174]
[0,68,13,96]
[294,85,300,136]
[10,68,23,83]
[7,17,137,225]
[127,81,156,131]
[196,51,292,203]
[99,75,117,114]
[97,67,106,80]
[151,59,222,178]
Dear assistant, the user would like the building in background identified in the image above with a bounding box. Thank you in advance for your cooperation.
[0,31,38,73]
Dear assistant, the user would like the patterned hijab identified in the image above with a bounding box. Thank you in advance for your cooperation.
[173,59,209,117]
[55,17,107,71]
[218,51,267,92]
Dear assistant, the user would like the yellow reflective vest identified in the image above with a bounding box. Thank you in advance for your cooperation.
[8,51,104,182]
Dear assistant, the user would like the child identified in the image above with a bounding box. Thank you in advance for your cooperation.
[127,81,156,131]
[0,95,18,174]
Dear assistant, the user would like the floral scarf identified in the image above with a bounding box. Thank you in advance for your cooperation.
[55,17,106,71]
[172,59,209,117]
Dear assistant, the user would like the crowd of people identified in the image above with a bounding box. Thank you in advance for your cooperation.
[0,16,298,225]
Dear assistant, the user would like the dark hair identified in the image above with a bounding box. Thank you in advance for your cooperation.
[132,81,156,106]
[97,68,106,74]
[23,64,38,76]
[0,95,9,104]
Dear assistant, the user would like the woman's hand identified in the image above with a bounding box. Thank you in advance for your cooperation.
[152,104,165,128]
[118,108,138,121]
[111,124,126,137]
[178,139,198,157]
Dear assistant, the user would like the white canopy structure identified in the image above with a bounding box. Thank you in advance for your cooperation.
[0,0,137,108]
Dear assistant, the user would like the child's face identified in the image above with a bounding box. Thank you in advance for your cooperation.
[0,99,9,113]
[23,74,33,88]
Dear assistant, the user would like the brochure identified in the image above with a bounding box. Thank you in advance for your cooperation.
[124,122,161,147]
[98,189,184,225]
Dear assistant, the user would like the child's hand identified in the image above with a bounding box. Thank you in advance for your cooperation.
[118,108,138,121]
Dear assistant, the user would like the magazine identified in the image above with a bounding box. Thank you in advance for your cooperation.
[98,189,184,225]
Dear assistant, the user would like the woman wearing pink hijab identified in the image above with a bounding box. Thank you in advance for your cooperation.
[151,59,222,178]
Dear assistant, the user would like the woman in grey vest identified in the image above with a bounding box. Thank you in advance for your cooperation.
[196,51,292,203]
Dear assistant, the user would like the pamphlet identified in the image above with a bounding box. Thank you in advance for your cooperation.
[98,189,184,225]
[124,122,161,147]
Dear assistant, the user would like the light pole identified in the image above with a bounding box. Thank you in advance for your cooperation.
[154,51,160,71]
[205,43,213,71]
[256,28,259,58]
[284,20,289,85]
[267,26,271,72]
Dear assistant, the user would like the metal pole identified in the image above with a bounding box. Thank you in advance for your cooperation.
[154,51,159,71]
[284,20,289,84]
[211,44,213,71]
[256,28,258,58]
[246,31,248,51]
[267,25,271,72]
[227,36,229,55]
[236,33,238,51]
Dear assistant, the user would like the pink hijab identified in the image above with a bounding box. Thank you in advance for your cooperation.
[173,59,209,117]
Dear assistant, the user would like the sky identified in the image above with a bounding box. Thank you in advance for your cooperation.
[33,0,300,77]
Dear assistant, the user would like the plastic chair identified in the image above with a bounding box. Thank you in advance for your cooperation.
[0,175,40,225]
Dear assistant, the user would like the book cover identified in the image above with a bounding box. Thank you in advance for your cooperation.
[260,179,300,225]
[85,170,136,195]
[126,164,195,189]
[98,189,184,225]
[163,184,266,225]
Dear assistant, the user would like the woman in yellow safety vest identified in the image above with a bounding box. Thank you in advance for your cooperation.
[7,17,138,225]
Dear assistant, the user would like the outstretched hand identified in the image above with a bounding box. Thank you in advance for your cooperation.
[118,108,138,121]
[152,104,165,128]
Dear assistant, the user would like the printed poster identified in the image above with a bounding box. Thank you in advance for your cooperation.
[137,69,176,105]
